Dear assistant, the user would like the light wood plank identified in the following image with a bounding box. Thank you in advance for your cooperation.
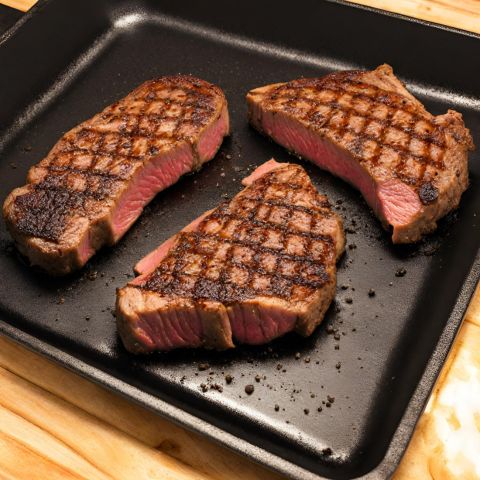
[0,366,212,480]
[0,0,36,12]
[0,406,110,480]
[0,338,281,480]
[394,320,480,479]
[349,0,480,34]
[0,432,87,480]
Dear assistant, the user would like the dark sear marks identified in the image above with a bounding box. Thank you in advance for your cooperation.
[138,164,336,304]
[12,76,223,243]
[258,71,449,193]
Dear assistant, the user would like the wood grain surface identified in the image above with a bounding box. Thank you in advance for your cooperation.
[0,1,479,479]
[0,0,33,12]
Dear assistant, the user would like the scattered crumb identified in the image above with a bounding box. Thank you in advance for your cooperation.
[395,267,407,277]
[245,385,254,395]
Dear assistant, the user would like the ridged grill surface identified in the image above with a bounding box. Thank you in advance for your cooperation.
[13,76,224,242]
[139,164,337,304]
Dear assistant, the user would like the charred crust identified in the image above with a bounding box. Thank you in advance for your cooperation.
[11,75,226,242]
[137,165,338,304]
[418,181,439,205]
[255,69,474,194]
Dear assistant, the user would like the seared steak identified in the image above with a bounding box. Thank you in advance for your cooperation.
[116,160,345,353]
[247,64,474,243]
[3,76,229,275]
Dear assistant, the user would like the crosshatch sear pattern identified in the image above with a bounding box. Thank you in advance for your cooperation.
[250,66,473,203]
[11,76,225,242]
[139,164,340,304]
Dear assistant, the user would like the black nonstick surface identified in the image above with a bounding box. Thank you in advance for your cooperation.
[1,1,479,479]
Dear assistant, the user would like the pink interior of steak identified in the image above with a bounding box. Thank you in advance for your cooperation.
[133,158,282,277]
[3,76,230,276]
[133,209,213,277]
[226,302,297,344]
[131,303,205,350]
[111,105,229,242]
[253,105,422,237]
[121,160,337,351]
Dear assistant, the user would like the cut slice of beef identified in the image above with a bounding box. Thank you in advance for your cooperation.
[247,64,474,243]
[116,159,345,353]
[3,76,229,275]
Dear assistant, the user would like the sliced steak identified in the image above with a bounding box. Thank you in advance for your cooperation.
[3,76,229,275]
[247,64,474,243]
[116,159,345,353]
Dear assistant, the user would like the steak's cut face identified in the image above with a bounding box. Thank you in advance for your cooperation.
[247,64,475,243]
[116,160,345,353]
[3,76,229,275]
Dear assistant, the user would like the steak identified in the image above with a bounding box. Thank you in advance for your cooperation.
[116,159,345,353]
[247,64,474,243]
[3,76,229,275]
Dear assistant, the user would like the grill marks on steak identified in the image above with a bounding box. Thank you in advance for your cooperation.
[247,64,474,243]
[3,76,229,274]
[116,161,345,353]
[142,179,335,302]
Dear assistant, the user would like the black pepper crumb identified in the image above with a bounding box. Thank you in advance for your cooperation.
[335,362,341,370]
[200,383,208,393]
[334,332,341,341]
[322,448,332,456]
[334,344,340,350]
[276,364,283,371]
[87,270,98,281]
[198,363,209,371]
[395,267,407,277]
[327,395,335,403]
[304,356,310,364]
[255,374,261,383]
[345,297,353,304]
[245,384,254,395]
[274,404,280,412]
[225,374,233,384]
[304,408,309,415]
[368,288,376,297]
[341,284,349,290]
[317,406,323,412]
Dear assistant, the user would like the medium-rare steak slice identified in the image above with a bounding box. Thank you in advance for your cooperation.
[116,160,345,353]
[3,76,229,275]
[247,64,474,243]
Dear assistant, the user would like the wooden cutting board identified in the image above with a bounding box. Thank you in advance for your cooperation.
[0,1,479,479]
